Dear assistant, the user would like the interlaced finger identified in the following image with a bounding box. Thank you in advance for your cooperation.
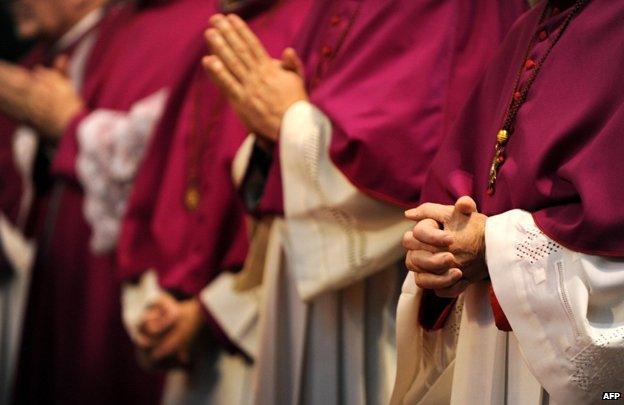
[414,268,463,290]
[406,249,456,275]
[151,330,183,361]
[412,218,454,247]
[405,202,453,223]
[402,231,446,253]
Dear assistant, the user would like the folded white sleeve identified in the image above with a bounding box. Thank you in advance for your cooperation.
[486,209,624,405]
[198,273,261,359]
[279,100,412,301]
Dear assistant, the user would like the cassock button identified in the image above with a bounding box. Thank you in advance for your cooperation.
[538,30,548,41]
[330,15,341,26]
[321,45,333,58]
[513,91,522,101]
[524,59,537,70]
[552,7,561,16]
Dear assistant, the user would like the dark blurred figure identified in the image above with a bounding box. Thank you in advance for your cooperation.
[0,2,33,61]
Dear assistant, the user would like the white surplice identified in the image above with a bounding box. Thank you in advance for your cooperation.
[202,100,412,404]
[0,11,103,402]
[393,209,624,405]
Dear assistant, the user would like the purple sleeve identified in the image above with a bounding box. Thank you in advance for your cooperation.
[50,108,90,181]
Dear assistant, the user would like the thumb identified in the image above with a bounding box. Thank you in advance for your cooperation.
[53,55,70,77]
[281,48,305,77]
[454,196,477,216]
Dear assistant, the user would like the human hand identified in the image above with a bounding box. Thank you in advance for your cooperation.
[26,56,84,140]
[137,293,204,368]
[202,14,308,143]
[403,196,488,297]
[0,56,83,140]
[0,61,33,122]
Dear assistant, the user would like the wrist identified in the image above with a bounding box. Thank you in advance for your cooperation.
[476,213,489,278]
[255,136,275,153]
[52,101,85,141]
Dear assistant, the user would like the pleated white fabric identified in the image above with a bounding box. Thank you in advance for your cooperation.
[393,209,624,405]
[203,101,411,404]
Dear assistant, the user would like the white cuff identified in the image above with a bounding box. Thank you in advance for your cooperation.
[121,270,163,343]
[486,209,624,404]
[279,100,409,300]
[199,273,261,359]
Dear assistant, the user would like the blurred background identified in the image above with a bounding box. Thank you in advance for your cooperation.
[0,2,33,62]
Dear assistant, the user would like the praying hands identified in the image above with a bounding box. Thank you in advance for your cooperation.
[403,196,489,298]
[202,14,308,143]
[0,57,84,140]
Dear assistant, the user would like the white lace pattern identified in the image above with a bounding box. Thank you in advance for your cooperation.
[76,89,168,254]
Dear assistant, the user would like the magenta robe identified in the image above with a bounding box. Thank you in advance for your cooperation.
[421,0,624,256]
[13,1,220,403]
[416,0,624,331]
[118,0,311,343]
[0,114,23,228]
[250,0,529,217]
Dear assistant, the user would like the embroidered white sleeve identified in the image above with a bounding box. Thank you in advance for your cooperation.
[486,209,624,404]
[279,101,412,301]
[76,89,169,254]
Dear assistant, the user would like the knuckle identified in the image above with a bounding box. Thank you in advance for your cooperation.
[402,231,414,248]
[415,276,427,289]
[404,254,415,271]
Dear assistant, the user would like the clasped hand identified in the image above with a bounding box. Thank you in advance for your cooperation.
[133,293,204,369]
[202,14,308,143]
[403,196,489,297]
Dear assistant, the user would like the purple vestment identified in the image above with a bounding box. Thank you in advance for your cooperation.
[14,1,222,403]
[252,0,529,216]
[118,0,311,298]
[421,0,624,256]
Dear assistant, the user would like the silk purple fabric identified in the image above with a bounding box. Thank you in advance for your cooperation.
[117,0,312,295]
[421,0,624,256]
[252,0,529,215]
